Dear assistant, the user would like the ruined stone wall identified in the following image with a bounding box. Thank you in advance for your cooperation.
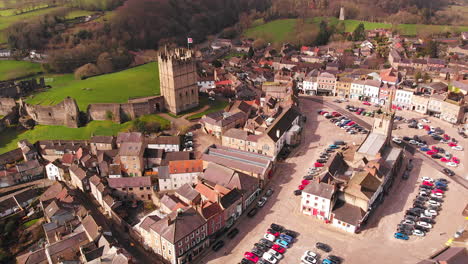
[0,78,44,98]
[87,103,121,123]
[24,97,79,128]
[0,97,16,115]
[88,96,165,123]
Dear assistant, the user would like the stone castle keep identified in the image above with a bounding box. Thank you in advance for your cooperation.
[158,48,199,114]
[0,48,199,128]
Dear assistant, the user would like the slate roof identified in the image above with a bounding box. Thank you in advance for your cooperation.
[108,176,151,188]
[266,106,301,142]
[46,231,89,256]
[119,142,143,156]
[116,132,143,144]
[147,136,181,145]
[150,207,205,244]
[91,136,115,144]
[302,182,335,199]
[175,183,200,202]
[332,200,365,226]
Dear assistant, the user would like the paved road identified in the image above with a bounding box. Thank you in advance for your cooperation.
[74,191,165,263]
[301,96,468,189]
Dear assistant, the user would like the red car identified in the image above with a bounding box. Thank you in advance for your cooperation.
[321,111,329,116]
[302,179,310,185]
[432,189,444,194]
[426,150,436,155]
[332,112,341,117]
[440,157,450,163]
[452,157,460,164]
[348,121,356,126]
[271,244,286,254]
[314,162,324,167]
[448,142,457,147]
[362,101,371,106]
[443,134,450,140]
[244,252,259,263]
[267,230,280,237]
[422,181,434,187]
[423,125,430,131]
[298,185,305,190]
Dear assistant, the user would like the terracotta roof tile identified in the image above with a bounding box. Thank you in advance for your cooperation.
[169,160,203,174]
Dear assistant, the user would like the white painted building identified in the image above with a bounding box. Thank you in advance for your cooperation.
[157,160,203,191]
[394,88,414,109]
[363,80,381,103]
[45,161,66,181]
[302,76,318,95]
[301,182,335,221]
[147,136,180,152]
[350,80,365,99]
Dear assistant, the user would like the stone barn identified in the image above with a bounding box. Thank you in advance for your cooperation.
[23,97,79,128]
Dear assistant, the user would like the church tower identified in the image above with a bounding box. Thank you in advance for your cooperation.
[158,48,199,114]
[372,89,395,145]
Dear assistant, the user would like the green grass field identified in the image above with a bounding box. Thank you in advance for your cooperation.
[245,17,468,44]
[66,9,94,19]
[0,60,41,80]
[23,219,40,228]
[26,62,160,110]
[0,112,171,154]
[186,97,229,120]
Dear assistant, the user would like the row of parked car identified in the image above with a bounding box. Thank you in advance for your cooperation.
[183,132,194,151]
[294,141,347,196]
[301,242,342,264]
[345,105,375,117]
[394,177,449,240]
[324,112,369,135]
[240,224,298,264]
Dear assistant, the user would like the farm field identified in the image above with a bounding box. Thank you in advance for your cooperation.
[26,62,160,111]
[0,60,41,80]
[245,17,468,44]
[0,113,171,154]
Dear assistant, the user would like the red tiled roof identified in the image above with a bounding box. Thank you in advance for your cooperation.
[62,153,74,164]
[169,160,203,174]
[215,80,233,86]
[195,183,218,202]
[201,201,223,219]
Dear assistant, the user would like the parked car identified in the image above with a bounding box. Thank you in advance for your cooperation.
[315,242,331,252]
[270,223,284,232]
[262,252,278,264]
[271,244,286,254]
[420,217,436,224]
[417,221,433,229]
[394,232,409,240]
[264,233,276,242]
[275,239,289,248]
[211,240,225,251]
[413,229,426,237]
[257,197,268,207]
[265,188,274,197]
[294,190,302,196]
[227,228,239,239]
[247,208,258,217]
[244,252,259,263]
[259,238,274,247]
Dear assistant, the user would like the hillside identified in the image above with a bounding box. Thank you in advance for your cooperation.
[26,62,160,110]
[245,17,468,45]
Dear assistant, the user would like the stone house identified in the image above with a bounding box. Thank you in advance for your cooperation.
[69,164,90,192]
[108,176,153,201]
[90,136,116,155]
[317,72,337,96]
[335,78,352,98]
[15,159,43,183]
[158,160,203,191]
[89,175,107,207]
[147,208,208,264]
[440,99,465,124]
[200,111,247,138]
[411,94,430,114]
[119,142,145,177]
[116,132,143,148]
[147,136,181,152]
[427,94,445,116]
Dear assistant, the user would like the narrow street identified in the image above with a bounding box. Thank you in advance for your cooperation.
[74,191,166,264]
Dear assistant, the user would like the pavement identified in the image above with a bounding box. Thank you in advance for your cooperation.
[198,96,468,264]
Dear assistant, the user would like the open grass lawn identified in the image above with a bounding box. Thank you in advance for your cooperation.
[66,9,95,19]
[0,114,171,154]
[23,218,40,228]
[0,60,41,80]
[26,62,160,111]
[186,97,228,120]
[245,17,468,44]
[244,19,296,43]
